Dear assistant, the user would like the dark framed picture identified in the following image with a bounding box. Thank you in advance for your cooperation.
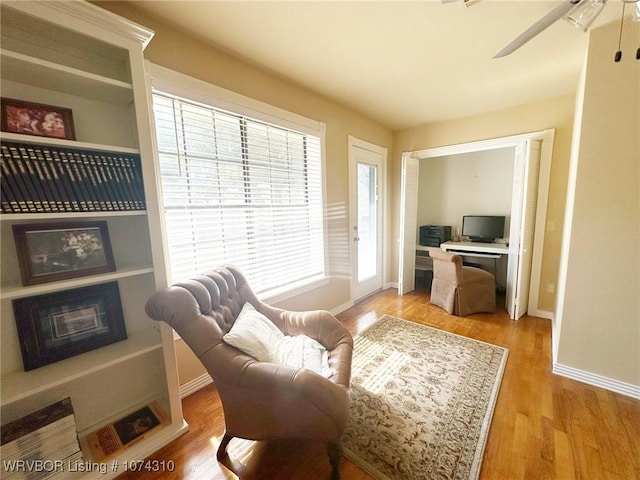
[1,98,76,140]
[113,405,162,446]
[12,282,127,371]
[13,221,116,286]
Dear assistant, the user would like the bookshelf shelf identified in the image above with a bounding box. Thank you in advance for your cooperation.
[0,328,162,405]
[78,414,188,473]
[0,210,147,221]
[0,49,134,104]
[0,132,140,155]
[0,263,154,301]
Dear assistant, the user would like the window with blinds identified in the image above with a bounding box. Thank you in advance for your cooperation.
[152,91,326,296]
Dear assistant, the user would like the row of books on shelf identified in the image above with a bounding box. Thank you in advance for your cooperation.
[1,140,146,214]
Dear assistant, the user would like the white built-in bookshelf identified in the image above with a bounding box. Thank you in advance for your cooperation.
[0,2,187,477]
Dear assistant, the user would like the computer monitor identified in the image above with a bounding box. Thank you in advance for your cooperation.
[461,215,505,243]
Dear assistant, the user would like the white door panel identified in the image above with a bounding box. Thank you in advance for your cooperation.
[398,155,419,295]
[349,138,386,301]
[507,139,541,319]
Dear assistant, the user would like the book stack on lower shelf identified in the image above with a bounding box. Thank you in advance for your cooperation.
[1,140,146,214]
[0,397,82,480]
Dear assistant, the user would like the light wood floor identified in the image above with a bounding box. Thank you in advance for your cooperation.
[116,288,640,480]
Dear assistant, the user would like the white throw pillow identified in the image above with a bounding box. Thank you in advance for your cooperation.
[223,302,331,377]
[222,302,284,362]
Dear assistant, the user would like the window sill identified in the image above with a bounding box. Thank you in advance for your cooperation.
[259,274,329,306]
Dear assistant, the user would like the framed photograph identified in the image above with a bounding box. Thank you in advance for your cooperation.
[12,282,127,371]
[87,402,168,461]
[13,221,116,286]
[113,404,162,446]
[1,98,76,140]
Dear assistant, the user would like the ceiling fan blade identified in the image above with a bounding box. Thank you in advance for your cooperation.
[494,0,581,58]
[441,0,481,6]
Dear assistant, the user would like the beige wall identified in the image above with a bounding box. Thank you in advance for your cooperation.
[392,94,576,312]
[94,1,393,385]
[417,148,515,234]
[555,21,639,386]
[174,339,207,388]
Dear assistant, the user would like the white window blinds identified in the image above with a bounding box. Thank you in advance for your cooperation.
[152,91,325,295]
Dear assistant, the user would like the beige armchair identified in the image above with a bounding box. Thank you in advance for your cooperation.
[428,248,496,316]
[145,265,353,479]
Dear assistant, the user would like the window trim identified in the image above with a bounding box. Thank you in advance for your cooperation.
[150,64,325,137]
[149,63,329,303]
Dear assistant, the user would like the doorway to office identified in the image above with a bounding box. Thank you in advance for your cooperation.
[398,129,554,319]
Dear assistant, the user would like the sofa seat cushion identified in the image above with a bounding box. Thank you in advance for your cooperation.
[223,302,330,376]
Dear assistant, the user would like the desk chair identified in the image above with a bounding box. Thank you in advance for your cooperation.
[428,248,496,316]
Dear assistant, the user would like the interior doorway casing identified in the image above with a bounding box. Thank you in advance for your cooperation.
[398,129,554,319]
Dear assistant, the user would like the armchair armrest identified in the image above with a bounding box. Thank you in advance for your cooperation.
[240,361,350,433]
[203,343,350,437]
[258,305,352,349]
[254,306,353,388]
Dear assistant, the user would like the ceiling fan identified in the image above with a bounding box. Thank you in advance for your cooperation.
[494,0,607,58]
[444,0,640,59]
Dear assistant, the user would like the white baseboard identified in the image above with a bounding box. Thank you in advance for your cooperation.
[330,300,354,316]
[529,309,553,320]
[553,363,640,399]
[180,373,213,399]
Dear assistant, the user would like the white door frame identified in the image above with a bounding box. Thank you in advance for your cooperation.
[348,136,387,302]
[398,129,554,318]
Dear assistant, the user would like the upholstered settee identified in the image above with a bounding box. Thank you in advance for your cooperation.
[145,265,353,479]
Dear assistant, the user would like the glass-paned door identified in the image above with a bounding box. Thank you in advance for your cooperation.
[349,138,386,301]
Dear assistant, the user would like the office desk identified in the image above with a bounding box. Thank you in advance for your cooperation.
[415,242,509,272]
[440,241,509,257]
[415,242,510,274]
[440,241,510,290]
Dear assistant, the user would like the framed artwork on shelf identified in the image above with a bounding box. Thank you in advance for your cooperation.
[12,281,127,371]
[13,221,116,286]
[87,402,168,461]
[1,98,76,140]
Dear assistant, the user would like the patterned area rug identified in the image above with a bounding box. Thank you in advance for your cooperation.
[342,315,508,480]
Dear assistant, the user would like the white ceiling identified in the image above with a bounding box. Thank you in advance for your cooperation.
[130,0,625,130]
